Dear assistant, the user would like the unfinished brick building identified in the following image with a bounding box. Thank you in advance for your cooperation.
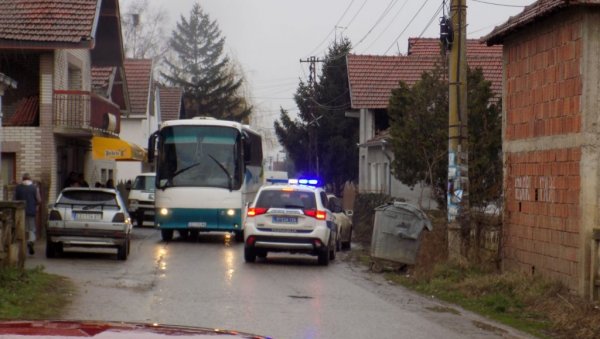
[484,0,600,296]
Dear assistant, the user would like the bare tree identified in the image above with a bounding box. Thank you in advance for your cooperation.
[121,0,168,60]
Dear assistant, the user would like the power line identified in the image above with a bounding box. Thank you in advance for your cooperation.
[305,0,357,57]
[342,0,368,31]
[353,0,400,49]
[383,0,432,55]
[470,0,526,8]
[418,2,444,38]
[361,0,411,52]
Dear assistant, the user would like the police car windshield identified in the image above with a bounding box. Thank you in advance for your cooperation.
[255,190,317,210]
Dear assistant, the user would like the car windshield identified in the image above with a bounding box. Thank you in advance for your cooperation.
[57,191,119,208]
[255,190,317,210]
[132,175,155,192]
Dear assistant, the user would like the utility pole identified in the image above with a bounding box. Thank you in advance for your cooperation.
[299,56,324,175]
[447,0,469,261]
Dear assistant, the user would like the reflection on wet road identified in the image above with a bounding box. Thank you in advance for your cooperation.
[26,227,532,339]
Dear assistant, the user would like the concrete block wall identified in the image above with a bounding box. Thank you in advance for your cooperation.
[502,11,584,291]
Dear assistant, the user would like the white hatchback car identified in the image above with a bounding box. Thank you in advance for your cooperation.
[46,187,133,260]
[327,194,353,250]
[244,180,337,265]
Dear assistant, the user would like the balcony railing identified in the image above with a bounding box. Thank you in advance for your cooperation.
[53,90,121,135]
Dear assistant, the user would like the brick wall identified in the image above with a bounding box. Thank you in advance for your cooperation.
[2,127,43,181]
[503,12,584,290]
[505,149,581,287]
[505,15,582,141]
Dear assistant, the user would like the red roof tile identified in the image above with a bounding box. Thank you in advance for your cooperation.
[124,59,153,116]
[347,38,503,109]
[484,0,600,45]
[0,0,99,44]
[408,38,502,56]
[158,86,183,122]
[91,66,114,92]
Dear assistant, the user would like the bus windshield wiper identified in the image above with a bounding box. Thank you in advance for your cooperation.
[207,154,233,191]
[172,161,203,177]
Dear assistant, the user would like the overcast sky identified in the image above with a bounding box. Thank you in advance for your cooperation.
[120,0,535,154]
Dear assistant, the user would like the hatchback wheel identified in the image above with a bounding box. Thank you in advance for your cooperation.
[342,229,352,250]
[117,239,129,261]
[45,239,57,258]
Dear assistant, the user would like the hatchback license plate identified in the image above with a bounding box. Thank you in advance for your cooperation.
[272,216,298,224]
[74,212,101,220]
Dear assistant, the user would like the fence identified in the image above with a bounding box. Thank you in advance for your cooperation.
[0,201,26,268]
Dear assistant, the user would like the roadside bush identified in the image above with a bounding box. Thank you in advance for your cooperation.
[351,193,392,246]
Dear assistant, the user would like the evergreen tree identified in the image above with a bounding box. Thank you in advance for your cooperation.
[388,65,449,207]
[274,38,358,193]
[388,65,502,208]
[161,3,251,122]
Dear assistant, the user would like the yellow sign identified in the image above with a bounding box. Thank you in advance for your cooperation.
[92,136,146,161]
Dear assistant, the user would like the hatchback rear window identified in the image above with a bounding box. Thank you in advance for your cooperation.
[58,191,119,207]
[256,190,316,209]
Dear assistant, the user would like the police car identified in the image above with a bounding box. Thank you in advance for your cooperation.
[243,178,338,265]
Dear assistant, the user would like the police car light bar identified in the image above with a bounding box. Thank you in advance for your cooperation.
[288,178,320,186]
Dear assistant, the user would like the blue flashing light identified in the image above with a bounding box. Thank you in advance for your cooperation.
[288,178,320,187]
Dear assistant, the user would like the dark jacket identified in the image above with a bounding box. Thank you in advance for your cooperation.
[14,182,39,216]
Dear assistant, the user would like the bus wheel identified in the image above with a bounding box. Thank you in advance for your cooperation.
[234,230,244,243]
[161,229,174,242]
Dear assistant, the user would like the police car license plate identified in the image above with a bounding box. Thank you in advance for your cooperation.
[272,216,298,224]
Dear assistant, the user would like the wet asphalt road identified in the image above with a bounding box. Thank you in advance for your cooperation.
[26,227,533,339]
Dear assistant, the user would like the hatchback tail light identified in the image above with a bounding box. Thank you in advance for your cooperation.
[304,209,326,220]
[247,207,267,217]
[49,210,62,221]
[112,212,126,222]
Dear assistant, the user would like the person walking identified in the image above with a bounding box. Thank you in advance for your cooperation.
[14,173,41,255]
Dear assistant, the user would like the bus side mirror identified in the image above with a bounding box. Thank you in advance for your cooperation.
[148,132,157,163]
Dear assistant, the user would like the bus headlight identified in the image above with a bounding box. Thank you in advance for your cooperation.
[226,209,235,216]
[160,208,169,216]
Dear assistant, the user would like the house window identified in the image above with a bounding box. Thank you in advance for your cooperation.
[1,153,16,185]
[101,169,107,183]
[68,64,82,90]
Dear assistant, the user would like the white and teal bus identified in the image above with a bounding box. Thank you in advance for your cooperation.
[148,117,263,242]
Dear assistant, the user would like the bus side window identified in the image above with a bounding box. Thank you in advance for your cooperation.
[243,130,263,166]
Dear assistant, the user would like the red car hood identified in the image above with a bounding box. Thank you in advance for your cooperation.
[0,320,268,339]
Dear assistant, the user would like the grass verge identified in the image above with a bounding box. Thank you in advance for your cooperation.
[386,262,556,338]
[0,266,75,320]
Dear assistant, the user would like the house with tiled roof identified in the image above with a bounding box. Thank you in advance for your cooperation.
[0,0,136,229]
[157,86,184,122]
[483,0,600,297]
[117,58,157,182]
[346,37,502,207]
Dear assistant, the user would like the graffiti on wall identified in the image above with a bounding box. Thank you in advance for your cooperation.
[513,175,555,203]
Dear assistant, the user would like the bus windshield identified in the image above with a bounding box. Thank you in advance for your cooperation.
[156,125,242,190]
